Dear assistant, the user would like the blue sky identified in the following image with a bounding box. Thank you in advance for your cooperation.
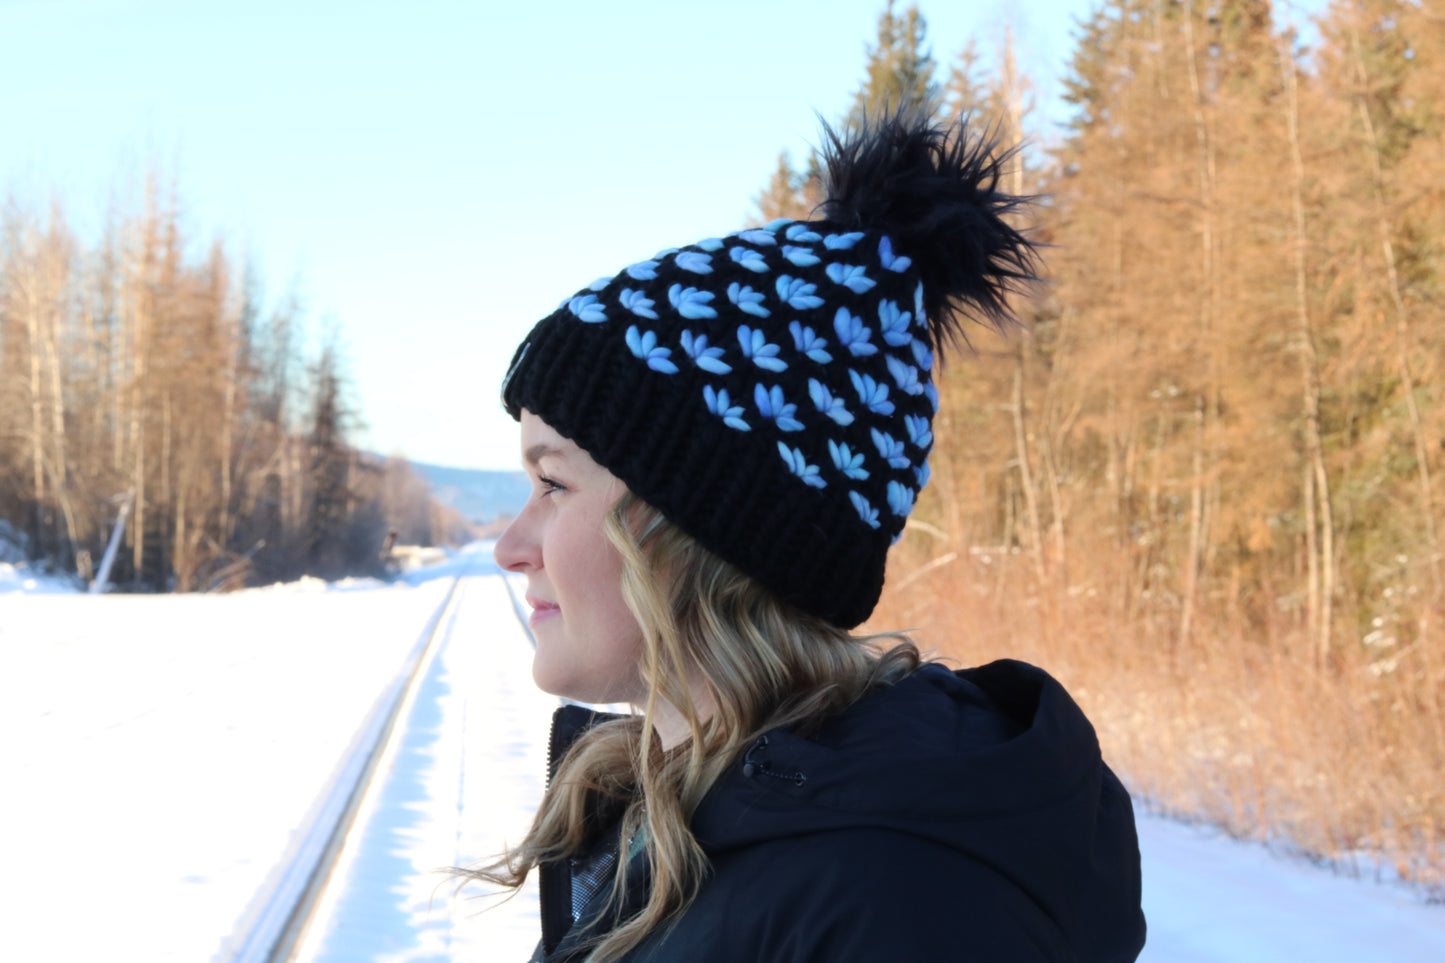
[0,0,1319,469]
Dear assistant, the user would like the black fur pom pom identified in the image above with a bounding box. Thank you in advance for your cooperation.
[817,107,1041,355]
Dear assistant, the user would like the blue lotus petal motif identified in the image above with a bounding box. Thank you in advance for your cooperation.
[736,229,778,247]
[904,414,933,449]
[625,259,659,281]
[789,321,832,364]
[727,282,771,318]
[704,385,750,432]
[680,330,732,375]
[778,442,826,489]
[808,378,853,426]
[879,235,913,273]
[568,294,608,323]
[849,491,881,529]
[823,231,865,250]
[669,284,717,319]
[825,263,876,294]
[833,307,877,357]
[784,223,822,243]
[676,251,713,274]
[775,275,824,311]
[619,288,658,320]
[850,370,895,416]
[625,325,678,374]
[828,439,869,480]
[754,383,803,432]
[911,338,934,372]
[729,246,769,273]
[696,237,725,252]
[782,245,820,267]
[878,300,913,347]
[871,427,910,469]
[886,355,924,396]
[887,480,915,516]
[738,324,786,372]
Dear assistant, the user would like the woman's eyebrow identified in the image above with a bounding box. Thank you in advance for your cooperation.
[523,443,566,468]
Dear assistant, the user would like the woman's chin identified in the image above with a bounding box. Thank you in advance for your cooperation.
[531,659,643,707]
[530,657,571,698]
[531,660,599,704]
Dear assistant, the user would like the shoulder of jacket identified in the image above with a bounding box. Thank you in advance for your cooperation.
[645,828,1067,962]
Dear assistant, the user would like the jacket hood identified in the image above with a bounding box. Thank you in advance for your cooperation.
[691,659,1145,961]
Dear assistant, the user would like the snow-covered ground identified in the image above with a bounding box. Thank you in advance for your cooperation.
[0,559,82,594]
[1,561,457,962]
[3,545,1443,961]
[1137,813,1444,962]
[294,571,556,963]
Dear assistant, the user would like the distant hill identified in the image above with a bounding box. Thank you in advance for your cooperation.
[408,460,530,526]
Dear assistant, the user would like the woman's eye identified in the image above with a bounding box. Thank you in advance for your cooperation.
[538,475,566,496]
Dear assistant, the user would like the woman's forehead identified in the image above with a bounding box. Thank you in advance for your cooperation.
[519,410,572,460]
[519,410,616,482]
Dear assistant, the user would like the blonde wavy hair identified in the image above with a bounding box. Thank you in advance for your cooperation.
[463,491,919,962]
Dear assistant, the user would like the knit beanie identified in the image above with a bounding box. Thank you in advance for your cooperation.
[502,110,1038,628]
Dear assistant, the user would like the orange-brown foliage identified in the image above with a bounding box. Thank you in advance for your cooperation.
[870,524,1445,891]
[856,0,1445,892]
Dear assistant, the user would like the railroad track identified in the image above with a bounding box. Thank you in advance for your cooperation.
[226,574,465,963]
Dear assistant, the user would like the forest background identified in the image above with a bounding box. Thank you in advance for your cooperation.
[798,0,1444,895]
[0,190,473,590]
[3,0,1442,895]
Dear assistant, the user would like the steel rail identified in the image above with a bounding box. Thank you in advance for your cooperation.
[226,574,465,963]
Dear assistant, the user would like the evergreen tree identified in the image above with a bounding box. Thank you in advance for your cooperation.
[1058,0,1137,149]
[305,338,351,580]
[751,151,822,224]
[849,0,941,125]
[943,39,994,124]
[1314,0,1445,600]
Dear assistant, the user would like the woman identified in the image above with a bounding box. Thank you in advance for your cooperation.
[479,109,1147,962]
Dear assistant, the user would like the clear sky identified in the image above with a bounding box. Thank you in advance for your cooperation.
[0,0,1320,470]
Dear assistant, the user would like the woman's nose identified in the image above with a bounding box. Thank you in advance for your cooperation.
[493,509,537,573]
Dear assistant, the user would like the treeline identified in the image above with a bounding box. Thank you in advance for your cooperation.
[0,174,471,591]
[777,1,1443,886]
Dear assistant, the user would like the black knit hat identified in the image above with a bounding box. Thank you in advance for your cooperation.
[502,110,1038,628]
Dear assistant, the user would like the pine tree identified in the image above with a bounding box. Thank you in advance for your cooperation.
[1043,0,1315,646]
[1314,0,1445,605]
[305,337,351,580]
[751,151,821,224]
[849,0,940,125]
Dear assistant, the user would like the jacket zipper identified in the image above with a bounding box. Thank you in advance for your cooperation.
[540,706,572,957]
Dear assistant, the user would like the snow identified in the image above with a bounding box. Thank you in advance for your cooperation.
[1136,814,1445,962]
[1,569,456,962]
[2,545,1443,962]
[294,571,556,963]
[0,560,81,594]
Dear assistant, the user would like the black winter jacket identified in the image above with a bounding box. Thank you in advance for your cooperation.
[531,660,1146,962]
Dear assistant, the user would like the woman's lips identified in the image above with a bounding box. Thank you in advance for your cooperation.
[527,595,560,625]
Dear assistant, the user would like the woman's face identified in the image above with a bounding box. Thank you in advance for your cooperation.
[494,410,647,705]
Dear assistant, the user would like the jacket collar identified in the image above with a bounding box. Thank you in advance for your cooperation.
[540,704,632,960]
